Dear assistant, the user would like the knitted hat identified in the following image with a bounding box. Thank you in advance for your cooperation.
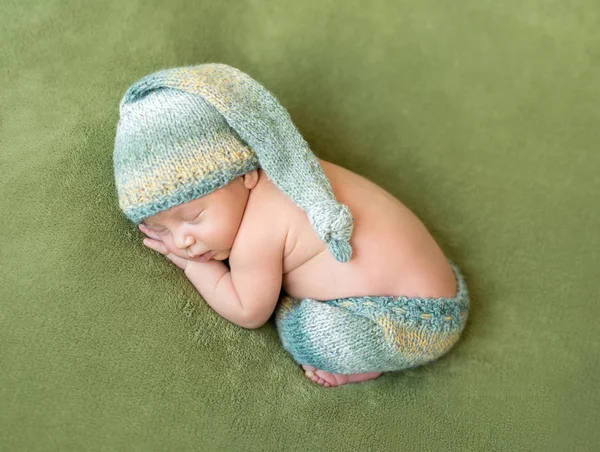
[113,63,354,262]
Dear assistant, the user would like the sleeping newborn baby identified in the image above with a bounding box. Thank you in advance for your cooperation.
[114,63,469,388]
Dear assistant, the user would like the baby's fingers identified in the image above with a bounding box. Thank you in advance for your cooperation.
[142,239,189,270]
[139,224,161,240]
[143,238,169,255]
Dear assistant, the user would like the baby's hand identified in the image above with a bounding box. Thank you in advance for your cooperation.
[138,224,190,270]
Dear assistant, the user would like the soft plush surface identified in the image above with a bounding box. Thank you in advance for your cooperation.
[2,0,598,450]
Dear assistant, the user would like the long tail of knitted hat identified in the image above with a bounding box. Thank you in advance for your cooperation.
[114,63,354,262]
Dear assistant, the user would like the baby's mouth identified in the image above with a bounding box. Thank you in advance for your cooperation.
[190,251,213,262]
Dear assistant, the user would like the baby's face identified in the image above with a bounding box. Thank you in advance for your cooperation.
[142,171,258,262]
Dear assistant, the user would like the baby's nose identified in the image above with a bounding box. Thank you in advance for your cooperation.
[175,235,195,249]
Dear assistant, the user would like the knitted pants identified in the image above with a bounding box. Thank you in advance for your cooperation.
[274,261,469,374]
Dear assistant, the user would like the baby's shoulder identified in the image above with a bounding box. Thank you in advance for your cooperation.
[247,168,302,218]
[235,169,296,245]
[236,168,327,266]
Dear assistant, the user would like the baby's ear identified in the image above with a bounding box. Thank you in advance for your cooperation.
[242,169,259,189]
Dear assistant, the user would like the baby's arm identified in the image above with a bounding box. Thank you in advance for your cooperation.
[184,225,285,329]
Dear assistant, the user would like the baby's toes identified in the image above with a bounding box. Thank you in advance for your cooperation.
[319,379,331,387]
[302,364,316,375]
[313,370,339,387]
[301,365,319,381]
[301,365,332,387]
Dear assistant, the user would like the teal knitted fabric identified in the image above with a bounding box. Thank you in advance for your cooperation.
[113,63,354,262]
[274,261,470,374]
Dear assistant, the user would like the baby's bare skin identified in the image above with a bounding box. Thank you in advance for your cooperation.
[140,158,457,387]
[277,159,457,300]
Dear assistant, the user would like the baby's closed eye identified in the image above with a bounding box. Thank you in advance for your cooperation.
[184,211,204,223]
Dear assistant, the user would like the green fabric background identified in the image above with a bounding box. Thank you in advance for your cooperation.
[1,0,599,450]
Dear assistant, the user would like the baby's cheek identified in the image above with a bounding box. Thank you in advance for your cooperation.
[213,250,230,260]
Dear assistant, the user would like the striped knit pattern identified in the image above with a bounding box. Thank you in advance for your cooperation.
[274,261,469,374]
[113,63,354,262]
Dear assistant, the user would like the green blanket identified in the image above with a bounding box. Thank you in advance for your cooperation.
[2,0,598,450]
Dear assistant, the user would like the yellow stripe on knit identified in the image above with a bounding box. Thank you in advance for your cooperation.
[119,140,255,211]
[375,315,461,362]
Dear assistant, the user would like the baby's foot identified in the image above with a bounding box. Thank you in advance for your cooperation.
[302,364,382,388]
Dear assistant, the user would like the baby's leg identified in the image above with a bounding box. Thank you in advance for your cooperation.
[274,264,469,387]
[275,295,397,384]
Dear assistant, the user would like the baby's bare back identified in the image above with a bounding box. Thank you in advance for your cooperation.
[246,159,457,301]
